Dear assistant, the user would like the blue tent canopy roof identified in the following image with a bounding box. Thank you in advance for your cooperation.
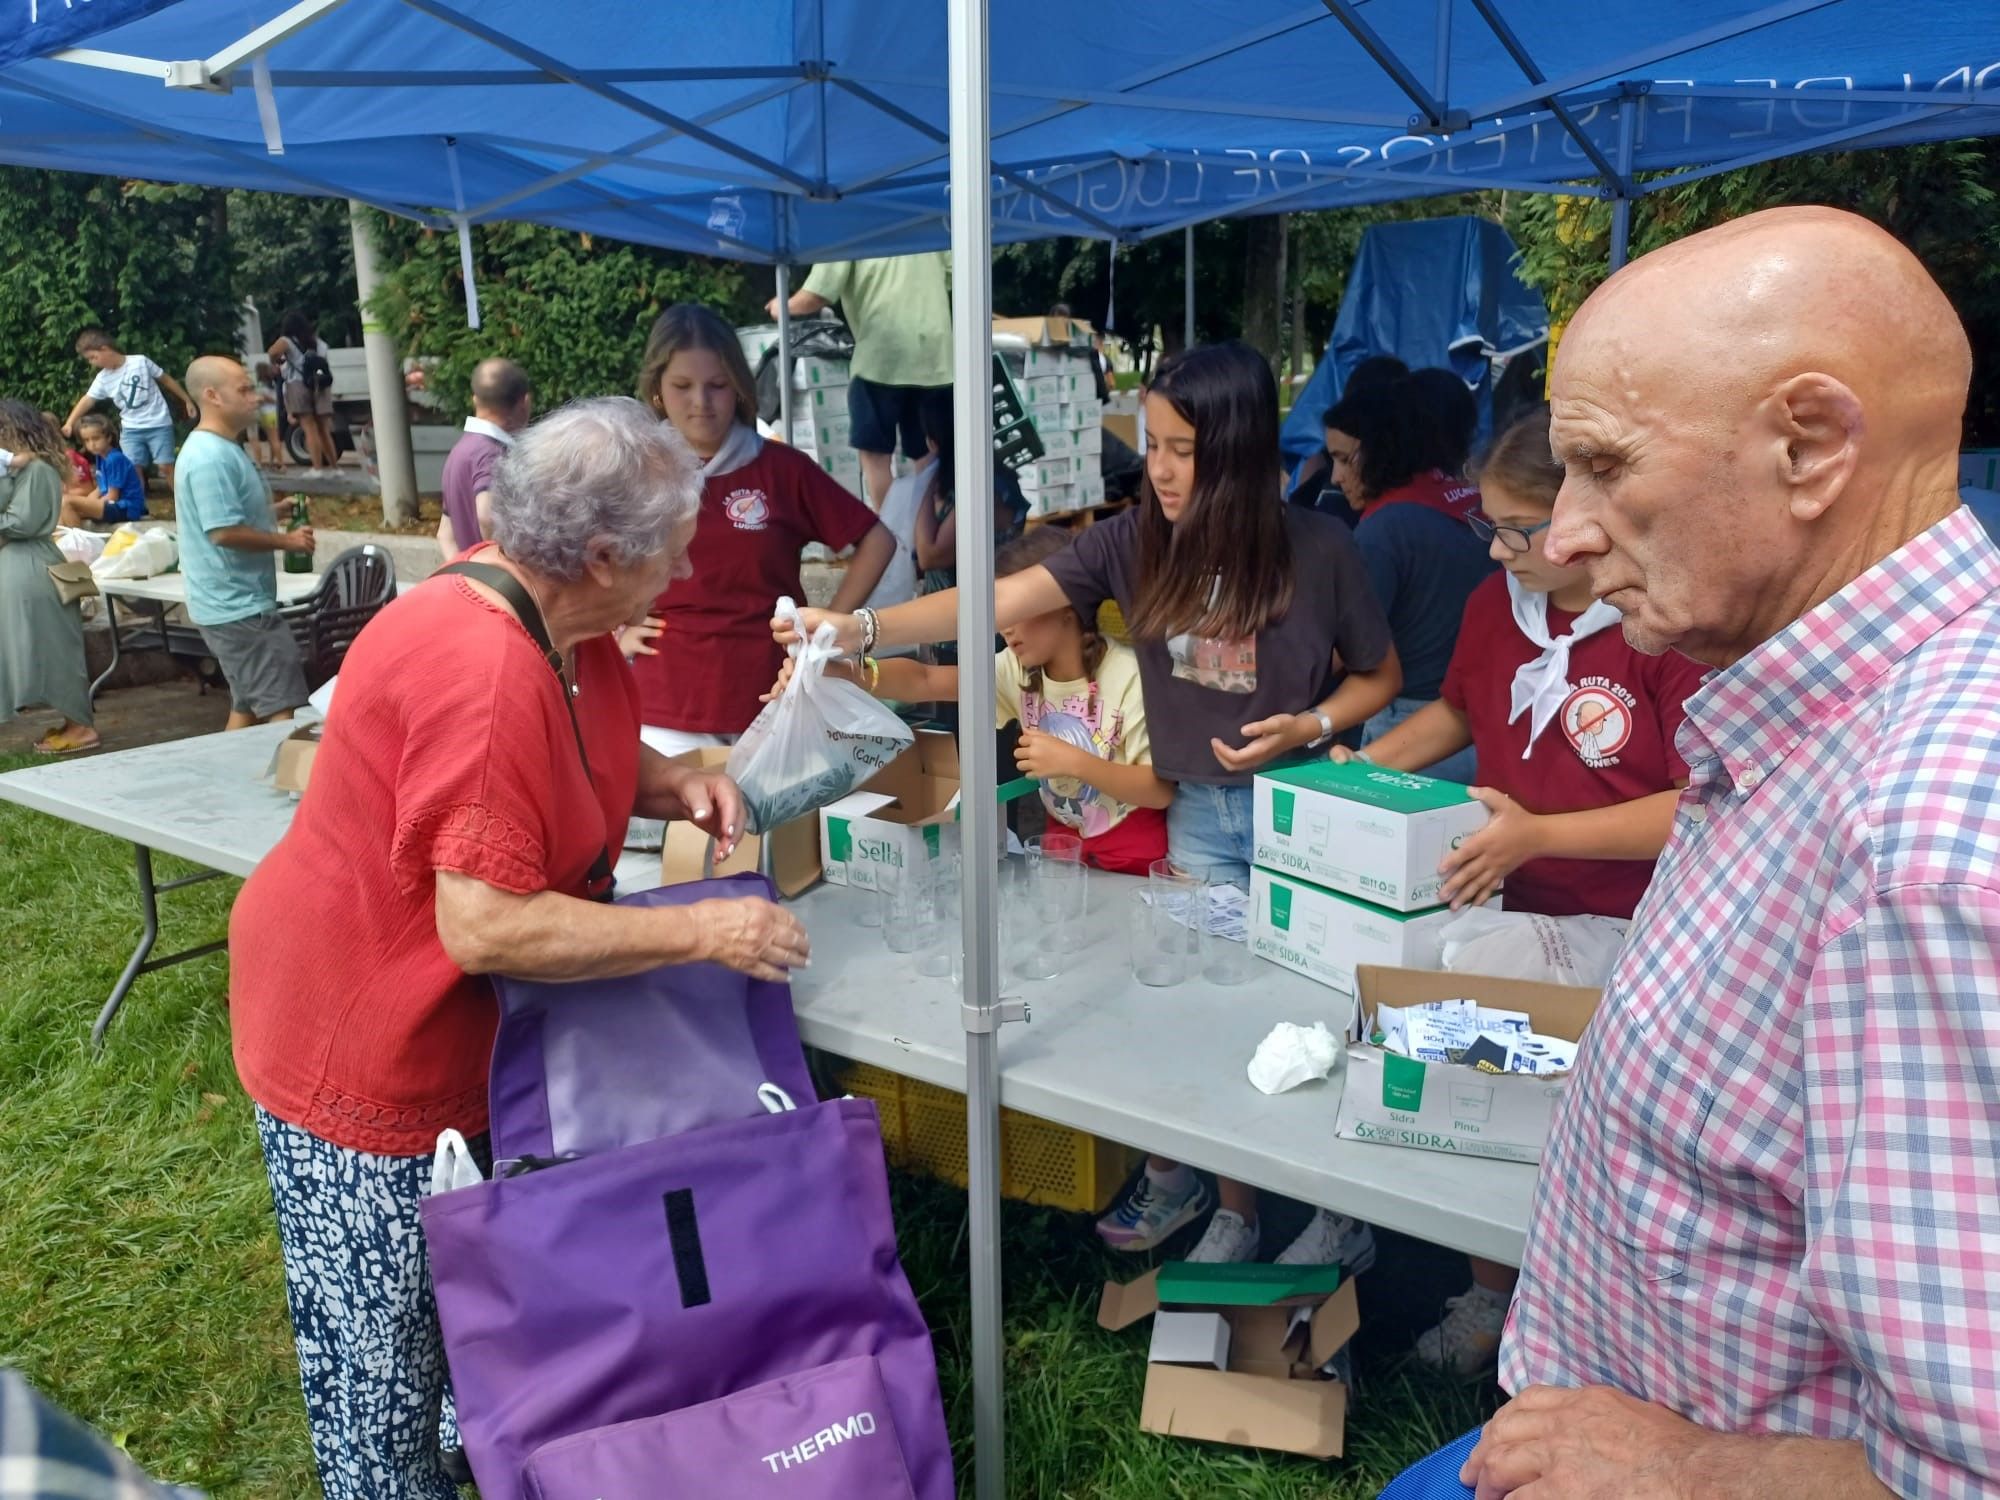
[3,1,1997,261]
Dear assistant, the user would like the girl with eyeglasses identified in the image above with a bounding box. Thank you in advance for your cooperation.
[1330,402,1707,1377]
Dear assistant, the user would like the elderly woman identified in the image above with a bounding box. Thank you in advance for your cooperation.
[229,398,809,1500]
[0,401,97,753]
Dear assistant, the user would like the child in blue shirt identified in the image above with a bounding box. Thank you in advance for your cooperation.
[59,414,148,528]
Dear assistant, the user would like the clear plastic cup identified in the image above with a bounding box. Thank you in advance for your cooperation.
[1130,889,1191,987]
[915,854,959,978]
[1191,866,1256,986]
[877,859,930,954]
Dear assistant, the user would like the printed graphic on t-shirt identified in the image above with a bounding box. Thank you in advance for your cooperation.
[1165,631,1258,693]
[1561,677,1636,769]
[724,487,770,532]
[1024,683,1130,837]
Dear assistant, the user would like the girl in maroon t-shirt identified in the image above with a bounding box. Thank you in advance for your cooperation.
[625,304,895,756]
[1332,403,1708,1377]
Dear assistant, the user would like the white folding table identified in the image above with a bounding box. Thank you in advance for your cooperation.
[0,728,1538,1264]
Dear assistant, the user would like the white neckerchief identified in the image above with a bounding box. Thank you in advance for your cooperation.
[1507,572,1623,757]
[462,416,515,448]
[698,422,763,480]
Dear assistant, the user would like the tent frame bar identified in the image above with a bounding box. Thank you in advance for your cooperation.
[1465,0,1628,191]
[1317,0,1456,127]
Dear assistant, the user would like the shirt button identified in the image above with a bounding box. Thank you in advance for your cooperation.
[1684,803,1708,824]
[1740,769,1764,791]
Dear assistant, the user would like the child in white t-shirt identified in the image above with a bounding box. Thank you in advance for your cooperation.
[61,327,196,490]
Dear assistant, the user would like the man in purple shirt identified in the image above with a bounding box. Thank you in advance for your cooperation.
[437,358,531,557]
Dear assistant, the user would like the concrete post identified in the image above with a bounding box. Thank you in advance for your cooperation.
[347,200,418,526]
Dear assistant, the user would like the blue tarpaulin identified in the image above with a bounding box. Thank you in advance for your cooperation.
[2,2,1997,261]
[1279,215,1547,466]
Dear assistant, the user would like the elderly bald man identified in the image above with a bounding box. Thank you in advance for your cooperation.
[438,356,534,558]
[1461,207,2000,1499]
[176,355,316,729]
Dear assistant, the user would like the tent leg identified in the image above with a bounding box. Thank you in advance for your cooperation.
[1183,224,1196,348]
[949,0,1007,1496]
[347,200,417,526]
[776,263,795,442]
[1607,92,1639,272]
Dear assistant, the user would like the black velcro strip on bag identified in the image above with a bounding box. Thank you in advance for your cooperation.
[663,1189,711,1309]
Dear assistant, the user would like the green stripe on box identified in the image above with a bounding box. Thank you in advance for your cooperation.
[1258,759,1474,813]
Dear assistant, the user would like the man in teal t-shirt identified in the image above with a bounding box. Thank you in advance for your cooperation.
[175,356,316,730]
[769,252,952,512]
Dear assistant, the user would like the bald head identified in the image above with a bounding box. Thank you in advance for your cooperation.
[471,358,532,429]
[1544,207,1971,668]
[186,356,260,437]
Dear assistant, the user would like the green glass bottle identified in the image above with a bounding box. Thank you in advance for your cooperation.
[283,495,313,574]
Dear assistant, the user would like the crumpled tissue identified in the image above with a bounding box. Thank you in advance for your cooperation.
[1246,1021,1342,1095]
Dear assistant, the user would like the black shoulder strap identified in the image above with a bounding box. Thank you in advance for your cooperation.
[438,560,616,902]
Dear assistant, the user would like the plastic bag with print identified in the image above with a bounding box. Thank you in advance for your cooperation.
[726,597,915,834]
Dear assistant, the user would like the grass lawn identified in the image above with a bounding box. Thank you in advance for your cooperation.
[0,750,1496,1497]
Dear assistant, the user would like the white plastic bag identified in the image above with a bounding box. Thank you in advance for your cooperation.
[429,1128,485,1195]
[725,597,915,833]
[54,526,108,565]
[1437,907,1630,988]
[90,525,177,580]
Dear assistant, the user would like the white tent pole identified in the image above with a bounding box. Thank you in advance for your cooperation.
[1183,224,1195,348]
[1608,91,1638,271]
[949,0,1007,1493]
[776,262,795,442]
[347,200,418,526]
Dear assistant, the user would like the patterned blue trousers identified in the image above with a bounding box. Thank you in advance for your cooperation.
[255,1106,481,1500]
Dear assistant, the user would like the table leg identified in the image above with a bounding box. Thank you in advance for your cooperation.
[91,843,228,1051]
[87,597,125,704]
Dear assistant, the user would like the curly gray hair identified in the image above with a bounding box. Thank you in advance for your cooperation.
[487,396,703,580]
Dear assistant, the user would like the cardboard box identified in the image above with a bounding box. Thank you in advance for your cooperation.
[265,722,321,794]
[1150,1312,1231,1371]
[1022,374,1063,404]
[1336,964,1600,1162]
[1016,456,1078,489]
[1065,397,1105,429]
[1037,426,1077,458]
[808,383,850,417]
[994,313,1095,349]
[659,748,821,898]
[1102,411,1140,450]
[1022,344,1083,374]
[819,731,964,889]
[1074,473,1107,508]
[1099,1265,1360,1459]
[796,354,849,388]
[1253,760,1489,912]
[1029,400,1064,430]
[1075,425,1104,457]
[1249,867,1479,999]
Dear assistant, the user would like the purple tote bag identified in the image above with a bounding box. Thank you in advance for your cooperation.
[424,1099,953,1500]
[484,873,816,1163]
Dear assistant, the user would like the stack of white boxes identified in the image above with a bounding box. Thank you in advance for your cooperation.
[1246,761,1495,1002]
[780,355,864,499]
[1002,335,1107,519]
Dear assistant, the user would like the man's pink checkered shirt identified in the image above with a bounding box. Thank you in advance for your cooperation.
[1501,505,2000,1496]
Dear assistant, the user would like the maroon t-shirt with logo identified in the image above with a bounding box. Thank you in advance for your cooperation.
[1441,573,1709,918]
[633,440,878,733]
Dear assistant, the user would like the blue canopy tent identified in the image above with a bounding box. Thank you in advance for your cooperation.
[1278,214,1549,471]
[6,5,1999,1496]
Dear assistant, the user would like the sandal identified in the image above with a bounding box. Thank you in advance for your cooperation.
[33,728,100,755]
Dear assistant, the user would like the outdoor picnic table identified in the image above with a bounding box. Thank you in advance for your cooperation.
[90,570,321,703]
[0,724,1537,1265]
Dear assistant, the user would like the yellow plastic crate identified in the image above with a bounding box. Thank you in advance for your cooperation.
[841,1062,1138,1213]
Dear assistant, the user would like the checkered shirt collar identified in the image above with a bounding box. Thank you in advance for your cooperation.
[1679,505,2000,789]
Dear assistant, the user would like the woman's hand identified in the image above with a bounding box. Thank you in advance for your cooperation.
[695,896,812,982]
[618,616,665,659]
[772,607,861,654]
[661,766,749,859]
[1209,713,1315,774]
[1437,787,1544,910]
[1014,729,1086,781]
[1326,745,1363,765]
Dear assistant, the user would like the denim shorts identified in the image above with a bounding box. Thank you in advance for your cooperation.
[1165,782,1254,887]
[1364,695,1478,785]
[119,423,176,467]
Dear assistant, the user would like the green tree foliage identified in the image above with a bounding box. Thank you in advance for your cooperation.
[1507,139,2000,441]
[228,191,362,348]
[362,214,753,422]
[0,170,241,416]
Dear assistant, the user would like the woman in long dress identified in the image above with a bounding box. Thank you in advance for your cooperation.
[0,401,98,753]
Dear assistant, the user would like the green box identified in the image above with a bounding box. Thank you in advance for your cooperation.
[1252,761,1490,912]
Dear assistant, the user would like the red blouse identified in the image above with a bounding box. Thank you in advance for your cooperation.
[229,564,640,1155]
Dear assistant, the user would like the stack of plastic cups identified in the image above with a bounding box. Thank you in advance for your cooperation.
[1192,865,1255,986]
[1132,859,1201,987]
[1017,834,1084,980]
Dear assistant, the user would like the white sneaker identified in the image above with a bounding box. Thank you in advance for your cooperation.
[1095,1171,1212,1252]
[1184,1208,1261,1264]
[1414,1281,1509,1377]
[1273,1208,1379,1273]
